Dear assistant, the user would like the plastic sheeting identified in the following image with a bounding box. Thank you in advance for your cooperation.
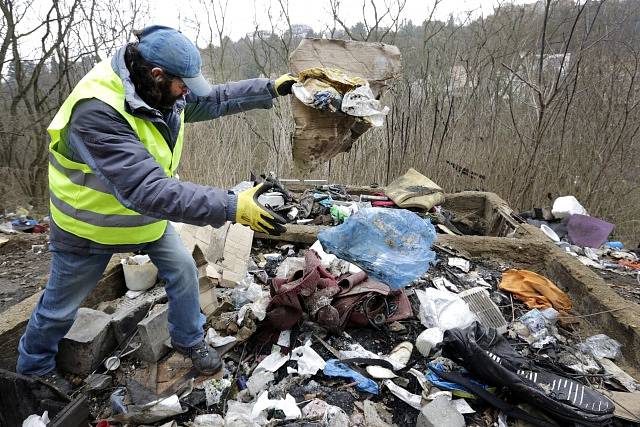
[318,208,436,289]
[578,334,623,360]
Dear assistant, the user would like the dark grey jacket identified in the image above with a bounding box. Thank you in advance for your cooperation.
[50,45,277,254]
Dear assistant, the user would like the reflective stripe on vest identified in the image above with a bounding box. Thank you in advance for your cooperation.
[47,59,184,245]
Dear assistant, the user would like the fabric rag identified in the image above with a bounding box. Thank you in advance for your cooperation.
[618,259,640,271]
[323,359,379,394]
[266,250,339,331]
[384,168,445,211]
[332,271,412,330]
[265,249,412,333]
[498,269,572,313]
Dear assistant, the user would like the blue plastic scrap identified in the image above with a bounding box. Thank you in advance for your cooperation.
[11,218,37,231]
[427,362,492,397]
[323,359,379,394]
[318,208,437,289]
[110,387,127,414]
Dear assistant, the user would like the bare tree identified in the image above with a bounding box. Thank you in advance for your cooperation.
[0,0,146,207]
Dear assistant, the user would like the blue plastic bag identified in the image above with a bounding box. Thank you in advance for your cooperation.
[318,208,436,289]
[323,359,379,394]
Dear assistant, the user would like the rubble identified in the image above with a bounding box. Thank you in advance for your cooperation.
[57,308,116,375]
[5,175,640,426]
[135,303,170,363]
[109,287,166,344]
[417,396,466,427]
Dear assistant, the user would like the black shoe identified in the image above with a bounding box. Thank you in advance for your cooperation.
[39,370,73,395]
[172,340,222,375]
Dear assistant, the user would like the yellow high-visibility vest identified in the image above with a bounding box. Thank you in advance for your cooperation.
[47,59,184,245]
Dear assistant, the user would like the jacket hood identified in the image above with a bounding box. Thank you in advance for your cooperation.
[111,45,186,117]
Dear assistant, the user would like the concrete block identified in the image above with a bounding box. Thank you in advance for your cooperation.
[135,303,170,363]
[417,396,466,427]
[111,300,151,345]
[107,287,168,345]
[57,308,116,375]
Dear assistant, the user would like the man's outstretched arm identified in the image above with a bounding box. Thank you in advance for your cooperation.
[66,99,237,227]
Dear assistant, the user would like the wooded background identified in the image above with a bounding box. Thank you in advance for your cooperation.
[1,0,638,243]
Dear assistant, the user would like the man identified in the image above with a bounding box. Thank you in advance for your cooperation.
[16,25,294,391]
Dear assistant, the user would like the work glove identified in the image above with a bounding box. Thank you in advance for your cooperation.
[274,73,297,96]
[236,182,287,235]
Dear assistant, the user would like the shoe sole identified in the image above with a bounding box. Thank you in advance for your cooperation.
[196,363,223,376]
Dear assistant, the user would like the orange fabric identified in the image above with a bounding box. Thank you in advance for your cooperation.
[499,269,572,313]
[618,259,640,271]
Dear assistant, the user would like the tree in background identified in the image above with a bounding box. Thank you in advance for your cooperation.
[0,0,146,207]
[1,0,638,243]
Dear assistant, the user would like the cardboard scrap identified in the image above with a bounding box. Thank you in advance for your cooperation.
[603,391,640,422]
[175,221,254,290]
[289,38,401,172]
[220,223,254,287]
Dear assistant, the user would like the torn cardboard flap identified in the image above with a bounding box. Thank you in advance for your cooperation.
[289,38,402,172]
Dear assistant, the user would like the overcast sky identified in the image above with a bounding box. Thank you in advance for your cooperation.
[146,0,537,46]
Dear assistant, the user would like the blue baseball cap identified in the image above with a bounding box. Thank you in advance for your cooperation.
[137,25,211,96]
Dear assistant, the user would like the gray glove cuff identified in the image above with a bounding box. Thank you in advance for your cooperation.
[226,193,238,222]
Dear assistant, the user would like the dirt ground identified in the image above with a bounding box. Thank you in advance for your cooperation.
[0,233,51,313]
[591,268,640,305]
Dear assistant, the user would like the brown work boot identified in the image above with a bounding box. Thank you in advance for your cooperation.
[172,340,222,375]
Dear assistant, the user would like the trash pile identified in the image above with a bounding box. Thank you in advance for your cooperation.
[18,173,638,427]
[246,170,469,239]
[521,195,640,302]
[0,205,49,234]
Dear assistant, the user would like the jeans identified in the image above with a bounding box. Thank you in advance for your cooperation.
[17,224,205,375]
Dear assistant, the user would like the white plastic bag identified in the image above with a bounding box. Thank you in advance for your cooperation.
[552,196,588,218]
[193,414,224,427]
[22,412,49,427]
[251,392,301,420]
[415,288,477,330]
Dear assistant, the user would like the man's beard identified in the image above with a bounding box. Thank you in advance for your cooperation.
[157,78,183,109]
[138,76,183,110]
